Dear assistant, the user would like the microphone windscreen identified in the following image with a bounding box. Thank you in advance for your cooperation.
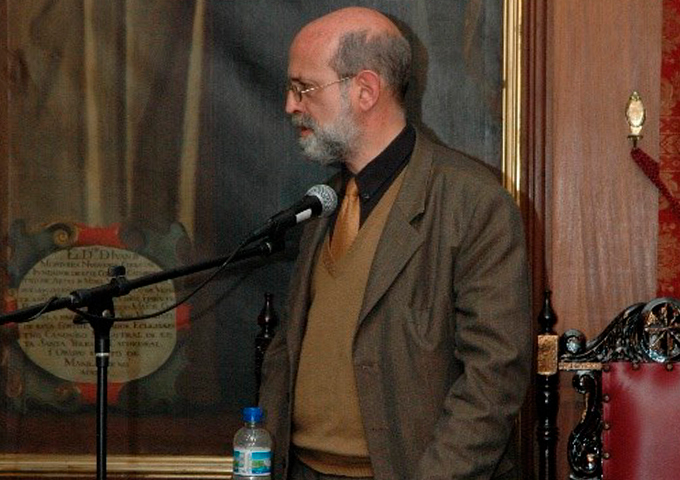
[306,184,338,217]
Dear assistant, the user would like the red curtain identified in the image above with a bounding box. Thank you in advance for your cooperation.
[658,0,680,295]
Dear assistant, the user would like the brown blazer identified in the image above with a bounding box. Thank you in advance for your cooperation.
[259,131,532,480]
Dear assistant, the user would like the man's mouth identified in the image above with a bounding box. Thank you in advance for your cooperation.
[292,114,315,138]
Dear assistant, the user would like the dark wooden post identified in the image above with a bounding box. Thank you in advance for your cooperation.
[255,292,278,398]
[537,290,559,480]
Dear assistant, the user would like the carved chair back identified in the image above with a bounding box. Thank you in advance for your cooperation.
[537,296,680,480]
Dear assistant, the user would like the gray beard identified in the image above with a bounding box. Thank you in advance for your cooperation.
[291,106,358,166]
[297,128,349,166]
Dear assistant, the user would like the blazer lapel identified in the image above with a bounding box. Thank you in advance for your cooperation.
[358,131,433,322]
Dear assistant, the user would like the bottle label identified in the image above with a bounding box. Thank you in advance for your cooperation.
[233,448,272,476]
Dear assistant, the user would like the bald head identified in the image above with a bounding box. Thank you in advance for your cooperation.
[291,7,411,103]
[286,7,411,171]
[299,7,403,39]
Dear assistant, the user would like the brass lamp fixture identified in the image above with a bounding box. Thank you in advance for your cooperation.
[626,91,646,148]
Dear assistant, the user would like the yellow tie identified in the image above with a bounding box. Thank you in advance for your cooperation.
[330,178,360,260]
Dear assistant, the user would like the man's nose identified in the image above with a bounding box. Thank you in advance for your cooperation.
[285,90,303,115]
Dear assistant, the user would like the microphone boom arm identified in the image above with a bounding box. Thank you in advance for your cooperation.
[0,236,284,325]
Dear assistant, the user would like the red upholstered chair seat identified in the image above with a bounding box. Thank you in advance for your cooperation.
[602,362,680,479]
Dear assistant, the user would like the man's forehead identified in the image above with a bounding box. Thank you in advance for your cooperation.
[287,34,335,80]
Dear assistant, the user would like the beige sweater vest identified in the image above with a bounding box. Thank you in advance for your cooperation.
[292,170,406,477]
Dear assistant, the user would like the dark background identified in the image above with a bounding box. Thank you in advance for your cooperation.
[208,0,502,417]
[0,0,502,457]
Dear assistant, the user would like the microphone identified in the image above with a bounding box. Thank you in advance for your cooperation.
[246,184,338,243]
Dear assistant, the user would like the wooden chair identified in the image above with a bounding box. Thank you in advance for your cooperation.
[537,294,680,480]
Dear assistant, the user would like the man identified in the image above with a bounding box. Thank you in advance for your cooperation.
[259,6,531,480]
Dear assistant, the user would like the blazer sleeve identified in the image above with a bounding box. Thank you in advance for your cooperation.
[415,184,532,480]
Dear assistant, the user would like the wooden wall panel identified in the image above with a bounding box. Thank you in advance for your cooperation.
[542,1,662,479]
[549,0,661,334]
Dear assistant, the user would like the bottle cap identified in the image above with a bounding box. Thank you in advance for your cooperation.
[243,407,264,422]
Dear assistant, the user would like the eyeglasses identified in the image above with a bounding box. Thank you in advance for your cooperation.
[287,76,354,103]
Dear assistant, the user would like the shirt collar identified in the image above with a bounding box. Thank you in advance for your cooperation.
[347,123,416,203]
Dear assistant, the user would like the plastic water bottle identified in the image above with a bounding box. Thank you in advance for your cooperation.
[233,407,272,480]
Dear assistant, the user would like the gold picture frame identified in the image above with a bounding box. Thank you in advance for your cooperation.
[0,454,231,479]
[0,1,524,477]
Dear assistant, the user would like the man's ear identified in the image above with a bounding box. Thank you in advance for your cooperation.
[354,70,381,111]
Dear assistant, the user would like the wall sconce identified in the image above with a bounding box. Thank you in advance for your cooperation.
[626,91,646,148]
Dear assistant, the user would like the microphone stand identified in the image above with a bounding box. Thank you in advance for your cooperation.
[0,235,285,480]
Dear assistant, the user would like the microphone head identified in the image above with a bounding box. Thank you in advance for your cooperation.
[306,184,338,217]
